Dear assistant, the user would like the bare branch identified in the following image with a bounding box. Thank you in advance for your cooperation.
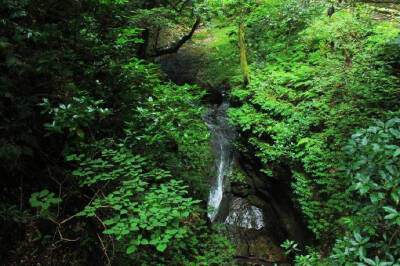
[164,0,191,13]
[97,233,111,266]
[153,17,200,57]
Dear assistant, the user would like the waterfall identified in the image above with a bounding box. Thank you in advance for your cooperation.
[207,145,225,221]
[204,100,265,229]
[204,101,235,222]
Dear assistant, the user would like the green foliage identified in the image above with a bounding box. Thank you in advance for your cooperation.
[0,204,30,224]
[294,251,326,266]
[228,0,400,253]
[200,0,260,86]
[327,119,400,265]
[68,142,233,264]
[53,54,222,263]
[29,189,61,217]
[39,96,111,137]
[289,119,400,265]
[205,0,256,22]
[72,146,198,253]
[116,28,144,45]
[0,0,231,264]
[281,239,300,256]
[229,168,247,185]
[5,0,400,264]
[193,24,241,85]
[246,0,323,56]
[126,81,213,197]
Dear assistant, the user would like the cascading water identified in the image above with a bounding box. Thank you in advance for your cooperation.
[204,101,235,222]
[203,98,290,262]
[204,100,265,230]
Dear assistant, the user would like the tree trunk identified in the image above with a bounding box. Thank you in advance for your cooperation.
[137,1,157,59]
[238,22,250,86]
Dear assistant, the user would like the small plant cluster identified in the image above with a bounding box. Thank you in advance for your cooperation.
[29,189,61,218]
[38,96,111,138]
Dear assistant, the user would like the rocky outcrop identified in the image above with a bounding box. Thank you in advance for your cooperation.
[224,197,287,262]
[236,153,312,247]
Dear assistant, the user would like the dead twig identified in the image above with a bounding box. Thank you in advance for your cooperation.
[97,233,111,266]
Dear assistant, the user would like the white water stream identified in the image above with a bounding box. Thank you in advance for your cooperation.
[207,145,226,221]
[204,102,235,221]
[204,101,265,229]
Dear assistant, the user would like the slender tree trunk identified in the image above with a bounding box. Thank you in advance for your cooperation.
[238,22,250,86]
[137,1,157,59]
[138,29,150,59]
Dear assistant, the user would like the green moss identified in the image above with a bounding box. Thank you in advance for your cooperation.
[193,23,242,86]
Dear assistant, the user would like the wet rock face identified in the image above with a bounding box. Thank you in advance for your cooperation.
[225,198,264,230]
[224,197,287,261]
[237,156,312,247]
[204,102,286,261]
[231,229,286,261]
[158,50,201,85]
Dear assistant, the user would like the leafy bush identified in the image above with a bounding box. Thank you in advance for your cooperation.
[67,142,233,264]
[328,119,400,265]
[38,96,111,138]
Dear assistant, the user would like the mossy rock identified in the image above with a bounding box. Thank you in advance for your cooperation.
[249,235,287,261]
[247,195,268,209]
[229,227,286,261]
